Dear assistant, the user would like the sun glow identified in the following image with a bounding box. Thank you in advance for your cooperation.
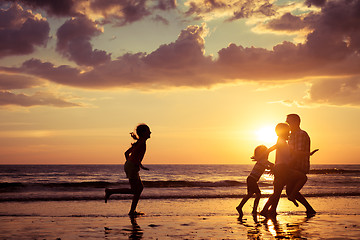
[255,126,278,144]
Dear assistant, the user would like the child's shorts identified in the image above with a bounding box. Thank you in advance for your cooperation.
[247,176,260,194]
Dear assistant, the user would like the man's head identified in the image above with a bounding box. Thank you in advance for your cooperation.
[286,114,301,131]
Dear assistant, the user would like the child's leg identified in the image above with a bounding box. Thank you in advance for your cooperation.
[129,178,144,215]
[252,192,261,214]
[105,188,133,203]
[237,192,254,217]
[267,178,285,216]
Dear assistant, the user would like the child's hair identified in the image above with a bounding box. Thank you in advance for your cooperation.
[252,145,268,160]
[130,124,150,140]
[275,123,290,137]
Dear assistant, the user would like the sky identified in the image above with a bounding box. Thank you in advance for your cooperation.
[0,0,359,165]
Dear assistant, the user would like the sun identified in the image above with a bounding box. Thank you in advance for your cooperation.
[255,126,278,144]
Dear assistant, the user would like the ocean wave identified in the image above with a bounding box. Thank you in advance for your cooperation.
[0,180,274,192]
[1,192,360,202]
[309,168,360,174]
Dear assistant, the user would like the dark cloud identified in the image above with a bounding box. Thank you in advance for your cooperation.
[155,0,176,10]
[305,0,327,7]
[3,0,153,26]
[144,25,210,69]
[3,25,214,88]
[0,3,50,58]
[265,12,318,32]
[307,77,360,106]
[56,16,111,66]
[89,0,151,26]
[7,0,79,16]
[305,0,360,60]
[0,90,81,107]
[0,73,42,90]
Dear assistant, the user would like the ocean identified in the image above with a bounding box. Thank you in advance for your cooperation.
[1,164,360,202]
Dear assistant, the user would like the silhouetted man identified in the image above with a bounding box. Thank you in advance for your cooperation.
[286,114,316,217]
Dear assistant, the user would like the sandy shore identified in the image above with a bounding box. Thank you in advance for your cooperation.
[1,197,359,239]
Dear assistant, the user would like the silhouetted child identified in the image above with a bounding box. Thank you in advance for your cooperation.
[105,124,151,216]
[236,145,274,218]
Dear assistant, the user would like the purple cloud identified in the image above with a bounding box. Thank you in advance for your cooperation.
[0,3,49,58]
[6,0,79,16]
[89,0,151,26]
[265,12,318,32]
[56,16,111,66]
[0,73,42,90]
[0,91,81,107]
[307,77,360,106]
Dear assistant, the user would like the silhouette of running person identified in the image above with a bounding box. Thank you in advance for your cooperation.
[286,114,317,217]
[236,145,274,219]
[105,124,151,216]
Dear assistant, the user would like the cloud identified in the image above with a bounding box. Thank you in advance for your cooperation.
[155,0,177,10]
[152,14,170,25]
[3,0,155,26]
[184,0,276,21]
[229,0,276,20]
[1,0,360,107]
[2,25,214,88]
[307,77,360,106]
[0,3,50,58]
[56,15,111,66]
[2,6,360,90]
[89,0,151,26]
[6,0,79,17]
[305,0,327,7]
[0,73,42,90]
[264,12,318,32]
[0,91,81,107]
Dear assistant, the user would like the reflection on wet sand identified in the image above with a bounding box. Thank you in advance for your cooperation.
[239,214,313,239]
[128,215,143,240]
[104,215,143,240]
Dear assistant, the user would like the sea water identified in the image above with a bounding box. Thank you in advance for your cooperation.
[0,164,360,202]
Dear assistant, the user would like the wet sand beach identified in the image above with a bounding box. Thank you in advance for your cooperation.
[1,197,359,239]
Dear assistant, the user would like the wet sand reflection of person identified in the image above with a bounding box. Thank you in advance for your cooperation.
[262,217,311,239]
[238,214,311,240]
[128,215,143,240]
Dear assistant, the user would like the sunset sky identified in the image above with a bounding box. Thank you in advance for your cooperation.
[0,0,359,165]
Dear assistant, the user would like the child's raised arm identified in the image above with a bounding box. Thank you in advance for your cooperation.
[267,144,277,153]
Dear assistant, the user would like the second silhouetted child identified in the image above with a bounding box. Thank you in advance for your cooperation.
[236,145,274,219]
